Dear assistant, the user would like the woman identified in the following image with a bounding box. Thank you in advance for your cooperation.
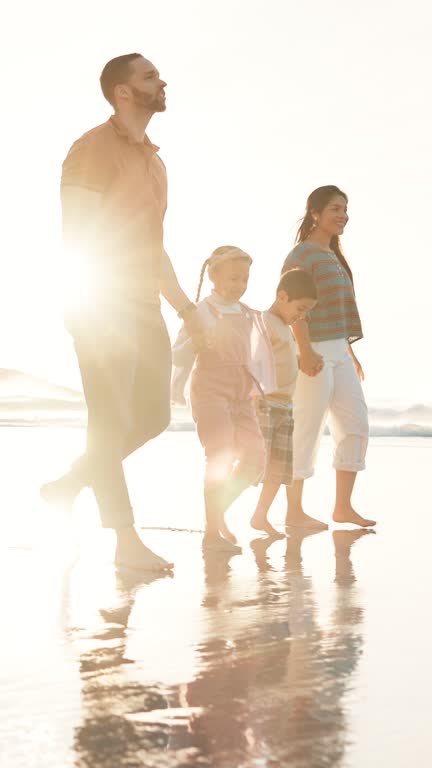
[282,185,375,529]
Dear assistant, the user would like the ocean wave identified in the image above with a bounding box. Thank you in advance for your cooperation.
[1,402,430,436]
[0,379,431,437]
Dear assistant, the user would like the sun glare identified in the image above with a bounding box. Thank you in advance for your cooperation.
[62,247,98,318]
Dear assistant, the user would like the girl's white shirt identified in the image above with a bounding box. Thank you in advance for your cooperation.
[172,290,242,368]
[171,290,277,406]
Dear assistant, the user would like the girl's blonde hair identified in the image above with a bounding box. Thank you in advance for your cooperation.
[195,245,252,302]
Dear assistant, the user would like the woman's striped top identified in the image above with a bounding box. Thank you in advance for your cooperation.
[282,242,363,344]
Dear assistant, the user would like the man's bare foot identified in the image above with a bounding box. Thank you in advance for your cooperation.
[332,507,376,528]
[219,521,237,545]
[115,528,174,572]
[203,534,242,555]
[285,509,328,531]
[250,515,286,539]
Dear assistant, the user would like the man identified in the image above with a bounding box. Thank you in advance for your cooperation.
[41,53,204,571]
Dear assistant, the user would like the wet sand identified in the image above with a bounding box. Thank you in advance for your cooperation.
[1,428,431,767]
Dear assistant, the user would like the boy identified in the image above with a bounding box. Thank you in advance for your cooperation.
[251,269,327,536]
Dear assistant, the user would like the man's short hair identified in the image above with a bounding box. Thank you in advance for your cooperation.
[277,268,317,300]
[100,53,142,107]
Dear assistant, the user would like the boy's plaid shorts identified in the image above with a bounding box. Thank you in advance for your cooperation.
[257,398,294,486]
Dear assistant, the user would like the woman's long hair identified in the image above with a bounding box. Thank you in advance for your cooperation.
[295,185,353,283]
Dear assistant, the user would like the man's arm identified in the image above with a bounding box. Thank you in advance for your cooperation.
[159,248,194,314]
[159,249,207,348]
[61,186,103,253]
[60,186,108,333]
[61,131,113,264]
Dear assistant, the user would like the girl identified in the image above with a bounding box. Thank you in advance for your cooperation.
[172,245,276,554]
[282,186,375,529]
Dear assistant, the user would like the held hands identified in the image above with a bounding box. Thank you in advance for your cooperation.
[299,349,324,377]
[183,308,212,351]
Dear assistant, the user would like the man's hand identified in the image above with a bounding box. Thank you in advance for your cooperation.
[299,349,324,377]
[183,308,210,351]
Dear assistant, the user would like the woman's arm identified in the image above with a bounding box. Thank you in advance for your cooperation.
[348,344,364,380]
[291,319,324,377]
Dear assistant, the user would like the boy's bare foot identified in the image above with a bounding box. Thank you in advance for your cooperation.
[219,521,237,545]
[332,507,376,528]
[250,515,286,539]
[285,508,328,531]
[250,536,278,571]
[115,528,174,572]
[203,534,242,555]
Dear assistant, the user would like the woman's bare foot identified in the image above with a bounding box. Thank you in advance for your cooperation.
[332,506,376,528]
[115,528,174,572]
[219,521,237,545]
[333,528,375,552]
[333,529,375,584]
[285,507,328,531]
[203,534,242,555]
[250,515,286,539]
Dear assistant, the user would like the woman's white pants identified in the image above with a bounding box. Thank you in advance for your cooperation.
[293,339,368,479]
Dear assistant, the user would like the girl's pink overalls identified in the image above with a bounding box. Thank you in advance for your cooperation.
[190,302,267,490]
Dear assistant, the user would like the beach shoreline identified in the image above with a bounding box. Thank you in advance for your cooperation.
[1,427,431,767]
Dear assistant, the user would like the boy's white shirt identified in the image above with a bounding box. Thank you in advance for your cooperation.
[262,310,298,400]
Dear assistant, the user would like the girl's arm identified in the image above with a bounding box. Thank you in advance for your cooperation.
[172,323,195,368]
[171,325,196,406]
[171,302,214,405]
[291,319,323,377]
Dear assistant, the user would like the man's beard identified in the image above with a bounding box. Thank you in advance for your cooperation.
[131,86,166,113]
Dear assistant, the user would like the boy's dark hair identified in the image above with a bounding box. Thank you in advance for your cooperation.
[100,53,142,107]
[277,268,317,300]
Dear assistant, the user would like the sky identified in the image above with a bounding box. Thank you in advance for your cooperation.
[1,0,431,402]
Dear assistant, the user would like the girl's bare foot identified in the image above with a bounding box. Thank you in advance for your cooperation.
[203,534,242,555]
[115,528,174,572]
[285,507,328,531]
[250,515,286,539]
[332,506,376,528]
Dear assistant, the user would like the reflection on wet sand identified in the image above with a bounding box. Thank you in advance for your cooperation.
[71,570,174,768]
[68,530,374,768]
